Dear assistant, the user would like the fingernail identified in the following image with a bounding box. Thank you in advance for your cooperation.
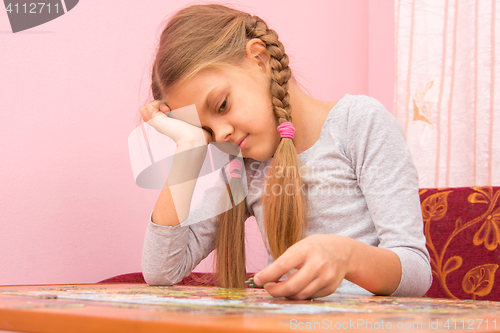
[253,276,262,286]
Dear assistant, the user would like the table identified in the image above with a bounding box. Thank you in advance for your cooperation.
[0,283,499,332]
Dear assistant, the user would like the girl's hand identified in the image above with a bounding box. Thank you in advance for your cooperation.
[140,100,212,147]
[253,234,354,300]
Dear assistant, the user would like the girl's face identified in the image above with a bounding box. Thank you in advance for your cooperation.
[164,59,281,162]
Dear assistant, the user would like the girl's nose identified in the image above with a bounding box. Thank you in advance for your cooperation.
[212,122,234,143]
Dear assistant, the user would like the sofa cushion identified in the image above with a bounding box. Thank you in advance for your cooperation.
[421,186,500,301]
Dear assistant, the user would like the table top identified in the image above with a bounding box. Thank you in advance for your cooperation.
[1,283,500,332]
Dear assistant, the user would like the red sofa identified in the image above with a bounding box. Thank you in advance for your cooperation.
[100,186,500,301]
[420,186,500,301]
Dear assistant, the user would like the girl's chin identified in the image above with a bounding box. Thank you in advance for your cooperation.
[250,151,275,162]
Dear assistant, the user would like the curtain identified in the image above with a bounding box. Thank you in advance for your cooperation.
[395,0,500,188]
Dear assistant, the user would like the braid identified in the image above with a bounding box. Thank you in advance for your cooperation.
[245,16,292,125]
[245,15,308,263]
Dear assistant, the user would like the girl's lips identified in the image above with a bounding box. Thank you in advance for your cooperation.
[238,135,249,150]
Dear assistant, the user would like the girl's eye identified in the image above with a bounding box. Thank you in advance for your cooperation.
[218,98,228,114]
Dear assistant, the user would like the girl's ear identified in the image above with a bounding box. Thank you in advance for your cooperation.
[246,38,270,74]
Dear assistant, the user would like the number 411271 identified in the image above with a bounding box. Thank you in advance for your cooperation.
[443,319,496,330]
[6,3,60,14]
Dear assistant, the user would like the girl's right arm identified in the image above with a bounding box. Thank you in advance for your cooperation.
[140,101,222,285]
[151,144,208,226]
[140,101,212,226]
[142,163,231,285]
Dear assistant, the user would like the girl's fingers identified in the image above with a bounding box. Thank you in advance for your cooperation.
[141,102,208,146]
[264,261,343,299]
[253,244,307,287]
[140,100,169,122]
[263,261,319,299]
[288,269,343,300]
[308,281,341,299]
[158,102,171,113]
[284,277,325,300]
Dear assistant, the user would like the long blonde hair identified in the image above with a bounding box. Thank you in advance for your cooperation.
[150,3,308,288]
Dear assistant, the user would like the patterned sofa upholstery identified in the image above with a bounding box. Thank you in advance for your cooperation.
[99,186,500,301]
[420,186,500,301]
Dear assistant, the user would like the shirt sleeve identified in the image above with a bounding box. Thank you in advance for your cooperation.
[345,95,432,297]
[141,166,249,286]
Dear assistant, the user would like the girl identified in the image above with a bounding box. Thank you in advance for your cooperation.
[140,3,432,300]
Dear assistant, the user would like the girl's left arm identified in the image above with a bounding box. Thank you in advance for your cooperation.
[253,233,402,299]
[254,96,431,299]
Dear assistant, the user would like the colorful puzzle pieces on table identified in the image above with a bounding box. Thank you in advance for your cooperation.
[2,284,500,317]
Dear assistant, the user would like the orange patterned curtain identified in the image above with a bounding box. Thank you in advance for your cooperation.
[395,0,499,188]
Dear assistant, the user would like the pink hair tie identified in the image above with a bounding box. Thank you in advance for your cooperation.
[277,121,295,139]
[228,158,242,178]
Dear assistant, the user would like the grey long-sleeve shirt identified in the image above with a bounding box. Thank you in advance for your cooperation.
[141,94,432,297]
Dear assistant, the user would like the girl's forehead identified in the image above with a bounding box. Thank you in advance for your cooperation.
[165,72,231,110]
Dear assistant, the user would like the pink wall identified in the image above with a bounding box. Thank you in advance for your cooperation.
[0,0,394,285]
[368,0,395,112]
